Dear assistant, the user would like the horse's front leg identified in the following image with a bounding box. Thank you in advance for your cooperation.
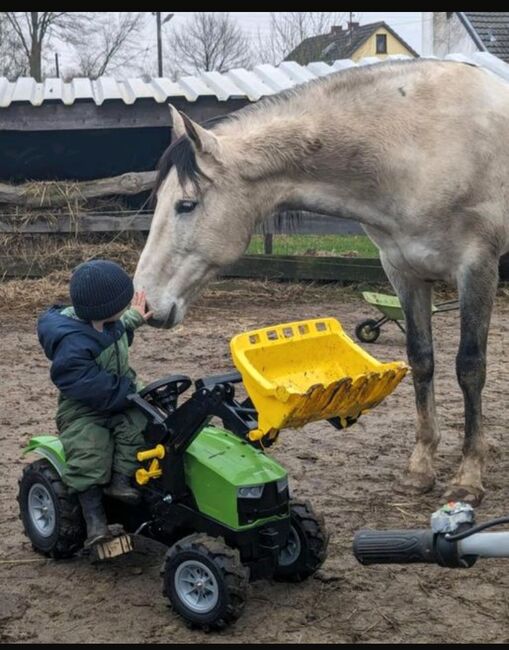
[443,256,498,506]
[382,261,439,493]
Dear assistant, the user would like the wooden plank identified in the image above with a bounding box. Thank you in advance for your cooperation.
[0,254,386,283]
[0,214,152,234]
[0,101,170,131]
[0,171,156,207]
[0,258,48,278]
[3,254,508,283]
[0,212,365,235]
[0,97,249,131]
[222,255,387,283]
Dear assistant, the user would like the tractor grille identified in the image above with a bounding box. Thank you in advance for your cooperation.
[237,481,289,525]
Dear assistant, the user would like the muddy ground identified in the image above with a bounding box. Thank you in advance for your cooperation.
[1,279,508,644]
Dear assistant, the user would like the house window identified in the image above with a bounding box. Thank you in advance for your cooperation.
[376,34,387,54]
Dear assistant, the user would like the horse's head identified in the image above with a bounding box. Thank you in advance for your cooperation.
[135,101,323,327]
[134,106,262,328]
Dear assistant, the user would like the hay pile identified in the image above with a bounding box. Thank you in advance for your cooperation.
[0,271,70,314]
[1,234,144,276]
[1,189,148,280]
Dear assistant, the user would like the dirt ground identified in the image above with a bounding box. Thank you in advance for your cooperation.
[1,279,509,644]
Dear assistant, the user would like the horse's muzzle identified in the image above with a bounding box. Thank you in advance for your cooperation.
[147,303,179,329]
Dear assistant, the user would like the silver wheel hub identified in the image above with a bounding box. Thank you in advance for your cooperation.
[279,525,302,566]
[174,560,219,613]
[28,483,56,537]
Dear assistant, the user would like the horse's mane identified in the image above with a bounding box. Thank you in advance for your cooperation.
[221,58,425,124]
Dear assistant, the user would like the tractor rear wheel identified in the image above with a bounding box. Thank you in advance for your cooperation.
[18,459,86,559]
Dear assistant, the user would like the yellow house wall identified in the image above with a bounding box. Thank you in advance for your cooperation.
[351,27,415,61]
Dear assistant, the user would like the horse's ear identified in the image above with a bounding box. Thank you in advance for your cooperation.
[180,112,221,159]
[169,104,221,158]
[169,104,187,140]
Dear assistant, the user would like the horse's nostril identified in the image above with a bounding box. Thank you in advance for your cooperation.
[164,303,178,329]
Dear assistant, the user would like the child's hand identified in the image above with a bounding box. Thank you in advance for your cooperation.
[131,290,154,321]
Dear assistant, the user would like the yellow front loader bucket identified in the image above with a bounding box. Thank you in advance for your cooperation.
[230,317,408,442]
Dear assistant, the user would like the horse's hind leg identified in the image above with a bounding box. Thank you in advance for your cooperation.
[443,255,499,506]
[382,261,439,493]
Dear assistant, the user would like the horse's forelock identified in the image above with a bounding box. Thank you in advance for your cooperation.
[150,114,233,209]
[150,134,210,208]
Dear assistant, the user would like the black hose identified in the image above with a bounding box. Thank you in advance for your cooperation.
[445,516,509,541]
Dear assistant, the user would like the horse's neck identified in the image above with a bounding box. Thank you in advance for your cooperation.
[223,109,390,230]
[219,61,442,228]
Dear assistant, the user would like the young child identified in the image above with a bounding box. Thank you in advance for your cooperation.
[37,259,153,548]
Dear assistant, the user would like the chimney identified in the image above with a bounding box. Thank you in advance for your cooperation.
[330,25,344,35]
[347,20,359,31]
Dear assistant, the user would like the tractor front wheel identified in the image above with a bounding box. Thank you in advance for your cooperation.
[274,499,329,582]
[162,533,249,630]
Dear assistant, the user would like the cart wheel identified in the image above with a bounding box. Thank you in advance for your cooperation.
[162,533,249,630]
[17,459,86,559]
[355,319,381,343]
[274,500,329,582]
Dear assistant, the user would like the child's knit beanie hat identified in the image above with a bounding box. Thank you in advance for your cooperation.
[70,259,134,321]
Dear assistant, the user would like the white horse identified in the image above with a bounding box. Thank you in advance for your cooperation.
[135,59,509,505]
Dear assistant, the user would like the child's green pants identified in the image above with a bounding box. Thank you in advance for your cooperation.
[56,407,147,493]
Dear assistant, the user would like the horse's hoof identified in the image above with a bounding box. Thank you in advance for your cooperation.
[442,484,485,507]
[397,471,435,494]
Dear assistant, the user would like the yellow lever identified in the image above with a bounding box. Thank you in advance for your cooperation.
[135,459,163,485]
[135,445,166,485]
[137,444,165,462]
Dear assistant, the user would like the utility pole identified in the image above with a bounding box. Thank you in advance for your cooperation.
[55,52,60,78]
[153,12,174,77]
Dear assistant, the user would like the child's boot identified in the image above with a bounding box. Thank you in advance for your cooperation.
[103,472,141,504]
[78,486,111,547]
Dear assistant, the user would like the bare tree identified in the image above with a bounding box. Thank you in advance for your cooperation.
[66,12,146,79]
[167,12,253,76]
[256,12,347,65]
[0,14,27,78]
[2,12,90,81]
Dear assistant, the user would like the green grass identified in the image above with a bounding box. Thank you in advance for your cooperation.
[246,235,379,258]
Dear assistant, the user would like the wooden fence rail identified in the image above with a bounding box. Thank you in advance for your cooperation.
[0,254,389,283]
[0,172,156,207]
[2,197,508,281]
[0,211,365,236]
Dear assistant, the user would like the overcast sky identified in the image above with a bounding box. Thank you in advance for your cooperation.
[165,11,423,51]
[56,12,424,78]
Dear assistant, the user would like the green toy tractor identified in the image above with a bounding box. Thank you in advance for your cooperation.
[18,317,407,630]
[18,371,328,630]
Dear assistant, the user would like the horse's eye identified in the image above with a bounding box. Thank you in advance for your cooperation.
[175,200,198,214]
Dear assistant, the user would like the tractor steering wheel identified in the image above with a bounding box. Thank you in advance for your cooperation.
[139,375,192,413]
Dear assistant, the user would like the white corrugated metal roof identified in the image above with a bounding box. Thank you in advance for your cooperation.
[0,51,507,107]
